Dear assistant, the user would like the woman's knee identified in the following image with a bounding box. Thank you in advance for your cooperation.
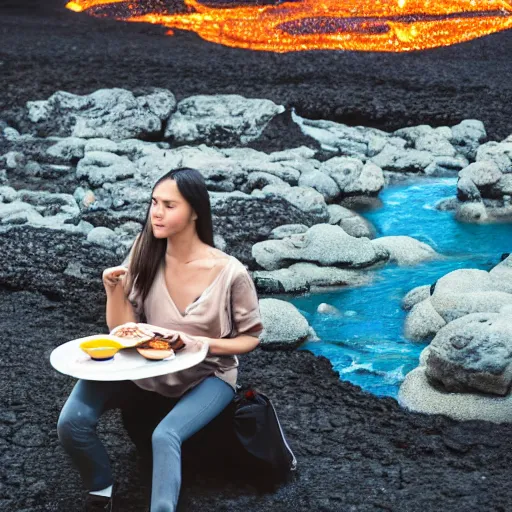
[57,404,97,445]
[151,423,180,449]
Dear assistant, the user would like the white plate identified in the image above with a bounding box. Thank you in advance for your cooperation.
[50,334,209,381]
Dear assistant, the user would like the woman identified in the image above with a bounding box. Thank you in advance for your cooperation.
[57,168,264,512]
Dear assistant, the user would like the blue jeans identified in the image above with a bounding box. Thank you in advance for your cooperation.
[57,376,235,512]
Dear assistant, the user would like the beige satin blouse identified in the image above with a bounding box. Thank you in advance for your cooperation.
[121,253,263,398]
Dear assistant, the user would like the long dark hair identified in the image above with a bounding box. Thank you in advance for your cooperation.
[124,168,214,306]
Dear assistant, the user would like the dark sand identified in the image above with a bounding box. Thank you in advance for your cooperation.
[2,2,512,511]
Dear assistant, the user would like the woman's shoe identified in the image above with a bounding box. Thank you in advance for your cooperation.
[83,482,117,512]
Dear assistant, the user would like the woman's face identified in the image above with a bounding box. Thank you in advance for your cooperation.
[150,179,197,238]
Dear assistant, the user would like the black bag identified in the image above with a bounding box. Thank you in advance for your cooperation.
[233,386,297,482]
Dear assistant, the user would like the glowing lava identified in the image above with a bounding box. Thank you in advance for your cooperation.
[65,0,512,52]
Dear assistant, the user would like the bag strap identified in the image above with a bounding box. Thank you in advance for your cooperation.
[258,391,297,471]
[238,387,297,471]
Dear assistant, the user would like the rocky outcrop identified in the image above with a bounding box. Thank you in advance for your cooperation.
[165,95,285,147]
[402,256,512,341]
[252,224,389,271]
[400,256,512,422]
[437,135,512,222]
[424,308,512,396]
[293,112,479,178]
[26,88,176,140]
[251,225,440,291]
[253,262,373,293]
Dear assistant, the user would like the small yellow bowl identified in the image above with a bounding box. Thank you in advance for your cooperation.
[80,338,124,361]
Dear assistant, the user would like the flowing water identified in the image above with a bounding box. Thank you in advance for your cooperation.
[287,177,512,398]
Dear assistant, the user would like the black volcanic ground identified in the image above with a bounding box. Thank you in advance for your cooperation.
[2,2,512,511]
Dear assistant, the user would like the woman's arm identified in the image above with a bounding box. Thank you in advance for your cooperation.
[206,333,260,356]
[105,284,137,332]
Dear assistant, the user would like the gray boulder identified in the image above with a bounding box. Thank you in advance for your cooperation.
[424,156,468,176]
[459,161,502,188]
[430,268,512,323]
[448,140,512,222]
[256,185,329,220]
[27,88,176,140]
[317,303,343,316]
[404,298,447,341]
[210,192,324,267]
[370,144,434,173]
[327,204,375,239]
[77,151,137,187]
[220,147,302,184]
[253,262,372,293]
[393,124,437,143]
[490,254,512,282]
[84,138,119,154]
[402,284,431,311]
[291,111,371,157]
[252,223,389,271]
[372,236,439,265]
[450,119,486,161]
[0,186,18,203]
[87,226,120,249]
[268,146,317,162]
[298,170,340,202]
[455,201,489,222]
[476,140,512,174]
[425,311,512,395]
[242,171,287,193]
[415,132,456,157]
[496,174,512,195]
[320,157,384,196]
[402,259,512,342]
[46,137,86,161]
[0,200,41,224]
[165,94,284,147]
[130,143,240,191]
[258,298,311,349]
[399,365,512,423]
[0,190,81,227]
[457,175,482,201]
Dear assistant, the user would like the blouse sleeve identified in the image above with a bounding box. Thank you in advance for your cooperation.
[230,269,264,337]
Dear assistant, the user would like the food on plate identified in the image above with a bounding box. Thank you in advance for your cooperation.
[143,330,186,352]
[136,338,175,360]
[136,347,174,360]
[108,322,188,359]
[141,339,174,350]
[109,322,154,346]
[79,338,124,361]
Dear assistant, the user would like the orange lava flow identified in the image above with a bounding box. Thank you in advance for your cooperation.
[65,0,512,52]
[66,0,126,12]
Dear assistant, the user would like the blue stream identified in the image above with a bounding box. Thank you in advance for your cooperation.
[286,177,512,399]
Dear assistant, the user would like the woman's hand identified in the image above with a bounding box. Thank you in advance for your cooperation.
[102,265,128,292]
